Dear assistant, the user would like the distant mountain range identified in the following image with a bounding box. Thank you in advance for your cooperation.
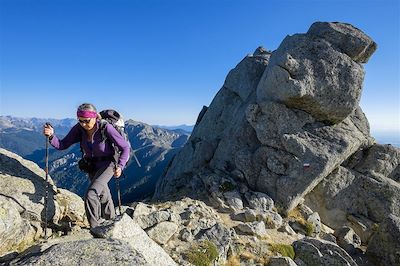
[0,116,77,156]
[154,124,194,133]
[0,116,190,203]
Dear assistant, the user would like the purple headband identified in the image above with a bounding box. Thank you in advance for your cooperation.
[77,110,97,118]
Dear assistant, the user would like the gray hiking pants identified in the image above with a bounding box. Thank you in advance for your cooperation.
[85,163,116,228]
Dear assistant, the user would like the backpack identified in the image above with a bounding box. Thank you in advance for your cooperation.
[99,109,131,156]
[99,110,141,167]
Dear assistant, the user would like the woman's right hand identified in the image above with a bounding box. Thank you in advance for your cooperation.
[43,123,54,138]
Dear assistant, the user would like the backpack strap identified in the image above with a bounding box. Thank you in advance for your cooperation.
[99,120,120,163]
[78,123,85,158]
[99,119,109,143]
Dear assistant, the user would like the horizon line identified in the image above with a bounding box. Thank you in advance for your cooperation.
[1,114,399,134]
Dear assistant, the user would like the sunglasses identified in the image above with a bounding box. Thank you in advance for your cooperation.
[78,118,92,124]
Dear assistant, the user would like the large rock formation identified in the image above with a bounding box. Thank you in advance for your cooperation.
[154,22,377,212]
[0,148,87,257]
[153,21,398,265]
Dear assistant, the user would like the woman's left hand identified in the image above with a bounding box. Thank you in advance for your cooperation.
[114,166,122,178]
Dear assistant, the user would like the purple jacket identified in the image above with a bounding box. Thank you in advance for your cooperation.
[49,121,130,170]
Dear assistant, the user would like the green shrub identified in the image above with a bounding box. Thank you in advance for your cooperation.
[186,240,219,266]
[305,221,315,237]
[372,223,379,232]
[269,244,295,260]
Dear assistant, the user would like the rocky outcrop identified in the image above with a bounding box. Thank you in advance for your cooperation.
[345,143,400,181]
[154,21,376,213]
[305,143,400,242]
[293,238,357,266]
[91,214,177,266]
[334,226,362,254]
[366,214,400,266]
[257,24,369,124]
[0,148,87,257]
[10,238,149,266]
[0,198,36,257]
[306,22,377,63]
[5,191,177,266]
[129,198,235,265]
[152,21,398,266]
[55,188,87,227]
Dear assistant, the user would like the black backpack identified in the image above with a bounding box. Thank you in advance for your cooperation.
[99,109,141,167]
[99,110,129,145]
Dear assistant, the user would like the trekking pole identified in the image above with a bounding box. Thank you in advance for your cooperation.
[44,122,51,240]
[116,174,123,215]
[132,151,141,167]
[114,150,140,216]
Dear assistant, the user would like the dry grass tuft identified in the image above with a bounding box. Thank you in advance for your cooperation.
[224,255,241,266]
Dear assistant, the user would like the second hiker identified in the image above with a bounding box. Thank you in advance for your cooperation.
[42,103,130,228]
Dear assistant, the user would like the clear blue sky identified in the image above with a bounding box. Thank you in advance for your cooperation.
[0,0,399,134]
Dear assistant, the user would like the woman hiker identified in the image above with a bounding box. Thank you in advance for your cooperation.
[43,103,130,228]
